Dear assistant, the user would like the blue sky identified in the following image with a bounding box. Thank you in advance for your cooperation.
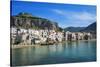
[11,0,96,28]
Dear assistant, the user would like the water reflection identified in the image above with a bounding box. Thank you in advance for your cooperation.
[12,40,96,66]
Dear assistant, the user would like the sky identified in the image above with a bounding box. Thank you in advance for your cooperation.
[11,0,96,28]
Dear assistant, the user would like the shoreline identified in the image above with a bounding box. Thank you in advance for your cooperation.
[11,39,96,49]
[11,44,41,49]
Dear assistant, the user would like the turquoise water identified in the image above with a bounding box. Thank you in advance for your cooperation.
[11,40,96,66]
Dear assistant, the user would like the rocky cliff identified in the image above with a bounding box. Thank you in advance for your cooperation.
[11,12,59,30]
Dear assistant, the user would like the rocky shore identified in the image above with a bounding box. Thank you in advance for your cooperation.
[11,39,96,49]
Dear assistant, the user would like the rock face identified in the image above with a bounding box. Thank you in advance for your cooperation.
[11,12,59,30]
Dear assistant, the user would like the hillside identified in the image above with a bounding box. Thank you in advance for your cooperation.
[64,27,85,32]
[64,22,96,33]
[11,12,59,30]
[81,22,96,33]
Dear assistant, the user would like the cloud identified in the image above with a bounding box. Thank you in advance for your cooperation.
[72,12,96,21]
[52,9,96,22]
[52,9,66,15]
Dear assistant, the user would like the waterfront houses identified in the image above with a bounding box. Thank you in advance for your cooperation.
[10,27,94,45]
